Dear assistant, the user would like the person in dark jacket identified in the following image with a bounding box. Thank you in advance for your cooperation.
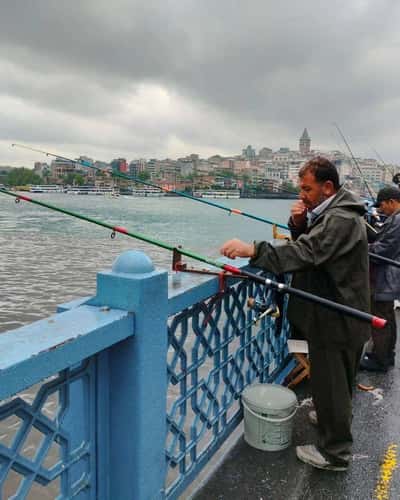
[360,186,400,371]
[220,157,370,471]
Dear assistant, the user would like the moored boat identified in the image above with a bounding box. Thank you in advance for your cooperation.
[193,190,240,199]
[65,186,119,196]
[30,185,64,193]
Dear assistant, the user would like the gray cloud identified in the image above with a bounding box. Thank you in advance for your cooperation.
[1,0,399,165]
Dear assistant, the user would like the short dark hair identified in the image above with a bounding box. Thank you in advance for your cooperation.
[374,186,400,207]
[299,156,340,190]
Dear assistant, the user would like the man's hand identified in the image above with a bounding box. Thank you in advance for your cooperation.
[290,200,307,226]
[220,239,255,259]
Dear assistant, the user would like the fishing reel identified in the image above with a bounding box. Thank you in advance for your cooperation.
[247,296,280,325]
[393,173,400,187]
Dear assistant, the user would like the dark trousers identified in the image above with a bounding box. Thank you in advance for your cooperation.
[371,300,397,366]
[309,344,363,464]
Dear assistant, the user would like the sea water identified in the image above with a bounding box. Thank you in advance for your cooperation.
[0,193,292,332]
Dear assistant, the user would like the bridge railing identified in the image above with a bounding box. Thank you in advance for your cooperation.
[0,250,292,500]
[165,261,292,498]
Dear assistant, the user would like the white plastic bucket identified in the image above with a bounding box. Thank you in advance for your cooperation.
[242,383,298,451]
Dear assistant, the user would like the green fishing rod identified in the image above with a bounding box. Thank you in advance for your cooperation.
[10,143,400,269]
[0,187,387,329]
[11,143,289,231]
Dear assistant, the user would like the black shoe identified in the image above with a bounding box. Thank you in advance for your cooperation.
[364,351,394,367]
[359,355,387,372]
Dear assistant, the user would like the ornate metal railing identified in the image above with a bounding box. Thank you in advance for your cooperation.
[0,252,292,500]
[0,298,133,500]
[0,361,96,499]
[165,272,291,498]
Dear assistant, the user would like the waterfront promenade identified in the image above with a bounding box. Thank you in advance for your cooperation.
[193,312,400,500]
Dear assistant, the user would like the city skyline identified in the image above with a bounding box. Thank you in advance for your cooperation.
[2,127,395,200]
[3,131,312,167]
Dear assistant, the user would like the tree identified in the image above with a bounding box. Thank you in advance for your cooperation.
[6,168,42,187]
[137,170,150,181]
[240,174,251,191]
[281,181,300,193]
[42,168,51,185]
[63,173,76,185]
[74,174,84,186]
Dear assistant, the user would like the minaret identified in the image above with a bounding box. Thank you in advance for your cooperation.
[299,128,311,155]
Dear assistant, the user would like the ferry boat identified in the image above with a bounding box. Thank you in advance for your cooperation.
[65,186,119,196]
[30,185,64,193]
[193,190,241,199]
[130,187,166,197]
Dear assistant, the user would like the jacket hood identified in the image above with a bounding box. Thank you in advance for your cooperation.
[326,186,367,215]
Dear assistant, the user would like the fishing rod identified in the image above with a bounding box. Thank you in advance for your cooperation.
[0,187,387,328]
[370,147,400,188]
[9,143,400,269]
[11,143,289,231]
[369,253,400,269]
[333,123,376,201]
[372,149,400,187]
[371,147,395,177]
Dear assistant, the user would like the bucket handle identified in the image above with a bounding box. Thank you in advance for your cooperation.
[242,400,298,423]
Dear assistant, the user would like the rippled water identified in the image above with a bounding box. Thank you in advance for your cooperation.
[0,192,293,497]
[0,193,292,332]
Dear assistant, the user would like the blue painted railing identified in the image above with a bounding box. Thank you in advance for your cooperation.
[0,250,293,499]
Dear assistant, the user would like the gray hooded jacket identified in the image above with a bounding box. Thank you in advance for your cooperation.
[369,208,400,301]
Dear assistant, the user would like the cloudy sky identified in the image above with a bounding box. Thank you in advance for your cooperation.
[1,0,399,167]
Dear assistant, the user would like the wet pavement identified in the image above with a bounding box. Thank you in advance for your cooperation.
[193,313,400,500]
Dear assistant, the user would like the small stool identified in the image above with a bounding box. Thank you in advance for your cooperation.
[286,340,310,389]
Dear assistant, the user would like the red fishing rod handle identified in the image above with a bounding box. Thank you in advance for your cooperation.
[17,194,32,202]
[222,264,242,274]
[372,316,387,329]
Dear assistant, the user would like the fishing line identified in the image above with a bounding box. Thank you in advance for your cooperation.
[11,143,289,231]
[332,123,376,201]
[0,187,387,328]
[8,144,399,268]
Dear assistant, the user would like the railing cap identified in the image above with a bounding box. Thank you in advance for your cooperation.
[112,250,155,274]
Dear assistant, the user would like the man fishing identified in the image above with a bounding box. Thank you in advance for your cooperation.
[360,186,400,372]
[220,156,370,471]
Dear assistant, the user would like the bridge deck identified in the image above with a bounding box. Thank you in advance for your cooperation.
[193,312,400,500]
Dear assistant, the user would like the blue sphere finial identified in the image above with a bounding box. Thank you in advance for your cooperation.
[112,250,155,274]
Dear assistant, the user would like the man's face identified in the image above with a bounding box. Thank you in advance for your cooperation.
[378,199,400,216]
[298,171,334,210]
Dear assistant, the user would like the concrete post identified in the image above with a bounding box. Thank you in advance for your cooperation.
[94,250,168,500]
